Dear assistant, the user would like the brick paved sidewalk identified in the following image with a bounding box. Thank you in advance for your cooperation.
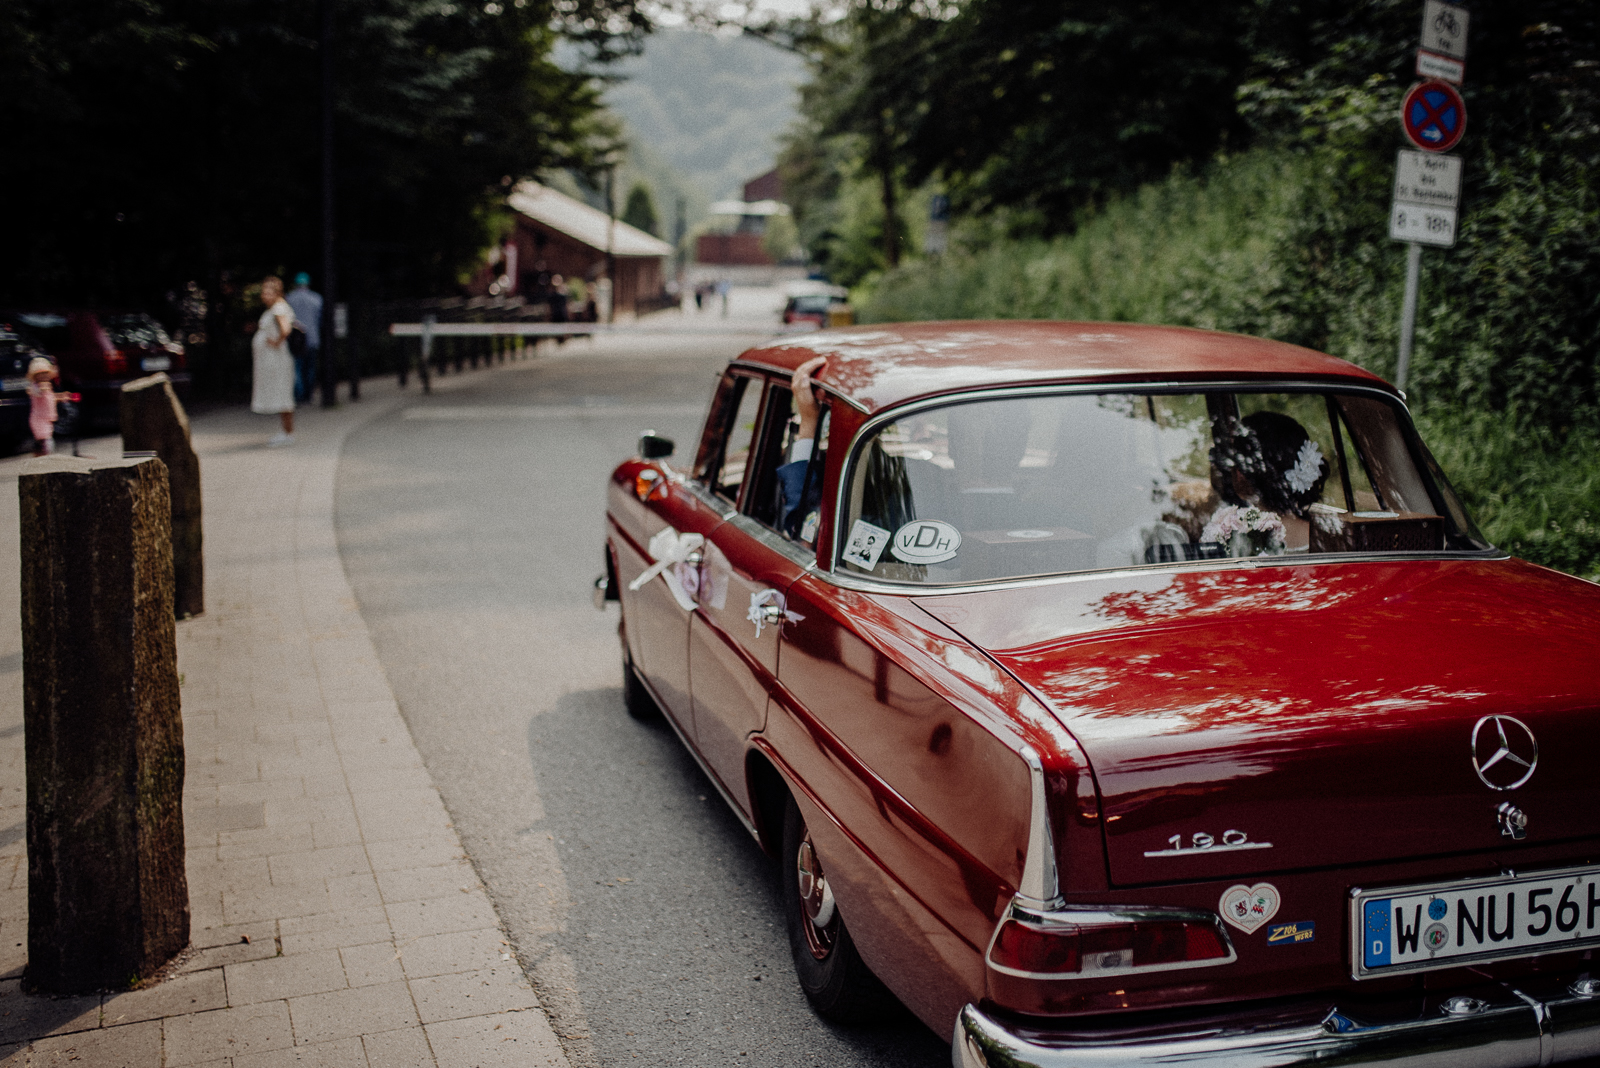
[0,368,571,1066]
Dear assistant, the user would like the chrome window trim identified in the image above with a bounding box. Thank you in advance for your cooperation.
[727,358,869,414]
[670,469,739,520]
[823,378,1501,592]
[725,512,819,571]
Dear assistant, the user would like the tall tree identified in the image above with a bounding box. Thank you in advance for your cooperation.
[622,182,660,235]
[0,0,648,310]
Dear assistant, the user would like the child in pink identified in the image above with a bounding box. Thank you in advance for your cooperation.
[25,357,58,456]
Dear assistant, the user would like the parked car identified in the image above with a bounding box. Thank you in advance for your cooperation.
[9,310,189,431]
[598,321,1600,1068]
[781,282,849,328]
[0,316,83,448]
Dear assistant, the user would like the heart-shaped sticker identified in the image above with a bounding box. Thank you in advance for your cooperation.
[1219,883,1281,934]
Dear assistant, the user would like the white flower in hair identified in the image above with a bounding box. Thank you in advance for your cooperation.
[1284,440,1324,495]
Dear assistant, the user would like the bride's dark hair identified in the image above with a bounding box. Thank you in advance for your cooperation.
[1214,411,1329,518]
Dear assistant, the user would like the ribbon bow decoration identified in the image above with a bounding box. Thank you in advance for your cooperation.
[747,588,804,638]
[629,526,705,611]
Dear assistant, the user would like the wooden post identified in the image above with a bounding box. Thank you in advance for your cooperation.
[20,456,188,992]
[121,374,203,619]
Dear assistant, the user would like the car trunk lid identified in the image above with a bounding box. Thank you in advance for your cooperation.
[914,559,1600,887]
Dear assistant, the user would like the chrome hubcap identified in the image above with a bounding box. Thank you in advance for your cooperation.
[796,834,838,959]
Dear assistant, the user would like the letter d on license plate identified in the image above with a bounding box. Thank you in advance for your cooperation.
[1351,864,1600,979]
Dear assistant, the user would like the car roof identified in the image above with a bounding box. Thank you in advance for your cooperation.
[732,321,1393,415]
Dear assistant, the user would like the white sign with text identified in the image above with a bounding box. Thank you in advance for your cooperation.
[1421,0,1469,60]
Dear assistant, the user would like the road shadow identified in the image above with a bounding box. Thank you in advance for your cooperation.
[524,687,949,1068]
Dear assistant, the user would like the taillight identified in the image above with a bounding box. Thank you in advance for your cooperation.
[104,348,127,374]
[987,904,1234,979]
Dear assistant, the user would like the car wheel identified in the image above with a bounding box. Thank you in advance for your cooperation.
[621,637,660,721]
[782,795,894,1023]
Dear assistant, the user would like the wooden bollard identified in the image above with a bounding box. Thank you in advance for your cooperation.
[121,374,203,619]
[20,456,189,993]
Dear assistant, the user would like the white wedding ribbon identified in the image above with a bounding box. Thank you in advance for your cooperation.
[629,526,705,611]
[747,588,804,638]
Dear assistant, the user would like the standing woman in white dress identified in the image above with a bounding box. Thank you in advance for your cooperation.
[252,275,297,446]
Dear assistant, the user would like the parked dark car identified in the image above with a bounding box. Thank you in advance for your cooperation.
[781,283,850,329]
[9,310,189,431]
[0,316,83,449]
[0,317,46,447]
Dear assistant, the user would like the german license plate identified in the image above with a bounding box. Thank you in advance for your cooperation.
[1352,864,1600,978]
[141,356,171,372]
[2,376,27,392]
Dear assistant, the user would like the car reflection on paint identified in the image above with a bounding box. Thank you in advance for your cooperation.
[596,322,1600,1068]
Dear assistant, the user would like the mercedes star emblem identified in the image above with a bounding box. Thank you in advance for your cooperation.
[1471,715,1538,791]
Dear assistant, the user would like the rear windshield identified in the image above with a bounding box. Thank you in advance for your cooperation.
[101,314,172,349]
[15,313,69,352]
[838,389,1487,584]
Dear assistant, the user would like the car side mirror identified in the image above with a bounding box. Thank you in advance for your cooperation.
[639,431,675,460]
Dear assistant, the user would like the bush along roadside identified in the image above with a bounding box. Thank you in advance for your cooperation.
[854,142,1600,578]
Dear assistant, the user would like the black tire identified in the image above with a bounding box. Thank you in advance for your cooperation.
[621,636,661,721]
[781,795,894,1023]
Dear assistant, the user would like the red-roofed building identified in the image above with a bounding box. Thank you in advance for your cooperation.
[471,182,673,316]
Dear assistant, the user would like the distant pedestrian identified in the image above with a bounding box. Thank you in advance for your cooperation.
[252,275,296,447]
[285,271,323,403]
[25,357,58,456]
[718,279,731,318]
[549,274,569,324]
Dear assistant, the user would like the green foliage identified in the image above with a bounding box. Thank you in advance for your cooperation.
[857,140,1600,575]
[863,151,1310,328]
[906,0,1252,227]
[1416,409,1600,579]
[760,210,801,265]
[602,27,804,206]
[622,182,660,235]
[834,0,1600,575]
[0,0,645,307]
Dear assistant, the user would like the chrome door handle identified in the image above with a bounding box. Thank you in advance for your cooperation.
[760,604,783,623]
[684,551,703,566]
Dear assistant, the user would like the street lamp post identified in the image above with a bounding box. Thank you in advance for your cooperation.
[318,0,338,408]
[604,165,617,325]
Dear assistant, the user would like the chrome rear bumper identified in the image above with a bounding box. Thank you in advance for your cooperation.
[954,974,1600,1068]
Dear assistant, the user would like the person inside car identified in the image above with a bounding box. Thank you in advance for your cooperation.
[1213,410,1331,552]
[777,355,827,542]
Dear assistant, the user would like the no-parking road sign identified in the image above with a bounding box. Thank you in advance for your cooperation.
[1402,80,1467,152]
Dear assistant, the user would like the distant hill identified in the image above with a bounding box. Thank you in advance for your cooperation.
[603,29,805,206]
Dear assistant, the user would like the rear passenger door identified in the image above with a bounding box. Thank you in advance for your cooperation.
[688,377,826,811]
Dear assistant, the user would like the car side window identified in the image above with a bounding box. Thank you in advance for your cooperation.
[746,384,829,545]
[714,376,764,505]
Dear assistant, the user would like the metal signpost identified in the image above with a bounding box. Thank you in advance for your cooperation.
[1392,1,1469,390]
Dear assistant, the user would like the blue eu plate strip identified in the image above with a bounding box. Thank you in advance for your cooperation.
[1364,899,1392,967]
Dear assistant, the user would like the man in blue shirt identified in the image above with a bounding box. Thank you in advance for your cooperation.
[776,356,827,541]
[285,272,323,403]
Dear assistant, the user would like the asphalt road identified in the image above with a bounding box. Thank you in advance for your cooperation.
[334,322,950,1068]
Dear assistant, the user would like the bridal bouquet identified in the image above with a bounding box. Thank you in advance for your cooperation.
[1202,504,1286,557]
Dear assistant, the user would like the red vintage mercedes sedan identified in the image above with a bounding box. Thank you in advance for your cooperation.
[596,322,1600,1068]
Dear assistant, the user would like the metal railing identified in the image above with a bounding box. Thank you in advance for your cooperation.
[384,315,603,393]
